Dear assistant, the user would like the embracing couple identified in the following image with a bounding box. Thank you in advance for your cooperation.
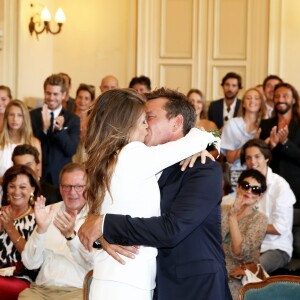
[78,87,232,300]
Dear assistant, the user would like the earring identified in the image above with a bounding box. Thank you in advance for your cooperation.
[29,192,35,206]
[6,194,10,204]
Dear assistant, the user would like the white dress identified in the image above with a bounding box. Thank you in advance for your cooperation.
[90,128,218,300]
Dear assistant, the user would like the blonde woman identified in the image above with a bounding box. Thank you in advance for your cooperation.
[0,100,41,186]
[221,87,266,186]
[84,88,218,299]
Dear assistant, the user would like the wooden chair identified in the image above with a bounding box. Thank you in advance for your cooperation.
[83,270,93,300]
[239,275,300,300]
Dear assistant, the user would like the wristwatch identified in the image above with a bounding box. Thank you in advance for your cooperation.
[66,230,76,241]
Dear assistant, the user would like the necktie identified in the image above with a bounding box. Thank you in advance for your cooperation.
[50,112,54,132]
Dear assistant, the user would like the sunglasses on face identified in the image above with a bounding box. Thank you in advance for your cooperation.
[239,181,262,195]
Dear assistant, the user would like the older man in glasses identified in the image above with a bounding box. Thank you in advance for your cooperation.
[19,163,93,300]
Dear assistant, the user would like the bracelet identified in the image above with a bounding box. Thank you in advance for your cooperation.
[15,235,22,245]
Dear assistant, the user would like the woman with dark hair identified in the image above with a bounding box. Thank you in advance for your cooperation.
[222,169,268,299]
[0,165,40,300]
[84,88,219,299]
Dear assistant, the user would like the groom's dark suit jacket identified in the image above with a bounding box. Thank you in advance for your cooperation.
[104,159,232,300]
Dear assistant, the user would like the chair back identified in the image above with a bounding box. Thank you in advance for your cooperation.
[83,270,93,300]
[239,275,300,300]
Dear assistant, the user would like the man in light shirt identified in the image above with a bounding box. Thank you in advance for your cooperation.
[19,163,93,300]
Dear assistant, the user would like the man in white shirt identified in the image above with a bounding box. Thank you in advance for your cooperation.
[240,139,295,273]
[19,163,93,300]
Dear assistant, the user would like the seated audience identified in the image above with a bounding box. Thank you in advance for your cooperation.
[19,163,93,300]
[187,89,218,131]
[241,139,295,272]
[221,87,266,186]
[129,75,151,94]
[0,85,12,131]
[0,100,41,189]
[222,169,267,300]
[12,144,62,205]
[0,165,40,300]
[72,84,95,164]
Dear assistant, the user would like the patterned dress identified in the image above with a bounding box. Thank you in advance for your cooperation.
[221,205,267,300]
[0,212,37,282]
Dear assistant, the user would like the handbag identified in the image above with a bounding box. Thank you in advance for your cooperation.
[229,261,269,285]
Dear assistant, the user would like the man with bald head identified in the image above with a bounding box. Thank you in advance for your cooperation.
[99,75,119,93]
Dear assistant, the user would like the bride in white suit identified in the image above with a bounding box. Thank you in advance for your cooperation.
[83,88,219,300]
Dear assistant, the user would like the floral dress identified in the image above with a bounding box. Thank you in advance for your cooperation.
[221,205,267,300]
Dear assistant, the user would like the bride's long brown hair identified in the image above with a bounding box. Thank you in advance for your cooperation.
[84,88,146,215]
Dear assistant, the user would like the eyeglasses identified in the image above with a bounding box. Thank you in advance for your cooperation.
[239,181,262,195]
[60,185,85,192]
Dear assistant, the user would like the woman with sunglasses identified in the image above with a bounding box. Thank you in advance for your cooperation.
[221,169,267,300]
[240,139,295,273]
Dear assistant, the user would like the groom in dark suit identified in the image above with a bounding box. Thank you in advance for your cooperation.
[79,88,232,300]
[30,74,80,187]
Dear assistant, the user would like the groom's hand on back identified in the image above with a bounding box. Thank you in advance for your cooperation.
[78,215,104,252]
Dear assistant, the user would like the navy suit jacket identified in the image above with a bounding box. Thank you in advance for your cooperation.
[208,98,241,129]
[30,107,80,186]
[104,159,232,300]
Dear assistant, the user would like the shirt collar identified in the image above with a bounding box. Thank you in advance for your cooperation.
[48,105,63,118]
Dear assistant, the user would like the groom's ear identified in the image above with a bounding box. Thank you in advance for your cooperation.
[172,114,184,133]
